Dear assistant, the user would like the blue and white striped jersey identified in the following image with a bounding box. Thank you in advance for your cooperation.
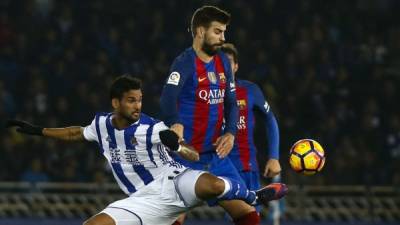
[83,112,182,195]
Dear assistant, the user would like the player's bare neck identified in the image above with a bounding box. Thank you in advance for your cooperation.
[112,115,132,130]
[193,43,213,63]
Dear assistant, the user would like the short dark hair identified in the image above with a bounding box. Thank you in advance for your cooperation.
[191,6,231,37]
[221,43,238,63]
[110,75,142,100]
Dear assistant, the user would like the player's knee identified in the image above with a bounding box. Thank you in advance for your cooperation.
[211,178,226,196]
[195,173,226,198]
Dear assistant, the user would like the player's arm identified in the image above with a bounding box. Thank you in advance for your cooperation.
[6,119,85,141]
[252,84,281,177]
[223,80,238,137]
[43,127,84,141]
[222,54,239,137]
[5,119,97,142]
[159,129,199,161]
[159,57,192,139]
[214,54,238,158]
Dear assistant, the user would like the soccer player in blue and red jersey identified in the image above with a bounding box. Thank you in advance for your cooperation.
[160,6,287,225]
[221,43,282,213]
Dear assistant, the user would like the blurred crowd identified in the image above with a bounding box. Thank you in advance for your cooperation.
[0,0,399,186]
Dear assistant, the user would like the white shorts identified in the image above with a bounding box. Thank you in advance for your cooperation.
[100,167,206,225]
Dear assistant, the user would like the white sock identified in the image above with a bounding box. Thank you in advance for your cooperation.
[217,177,231,198]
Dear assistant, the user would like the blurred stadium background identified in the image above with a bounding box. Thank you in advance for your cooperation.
[1,0,399,224]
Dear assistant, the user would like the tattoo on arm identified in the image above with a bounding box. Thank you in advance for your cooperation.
[43,127,85,141]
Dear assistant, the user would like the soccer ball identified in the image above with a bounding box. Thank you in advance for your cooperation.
[289,139,325,175]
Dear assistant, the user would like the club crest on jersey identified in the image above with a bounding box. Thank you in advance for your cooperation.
[237,99,247,110]
[219,73,226,83]
[130,137,138,146]
[207,72,217,84]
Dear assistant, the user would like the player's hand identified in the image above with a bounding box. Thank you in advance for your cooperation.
[213,132,234,158]
[263,158,281,178]
[5,119,43,136]
[170,123,184,141]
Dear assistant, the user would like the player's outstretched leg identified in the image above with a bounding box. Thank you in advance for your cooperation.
[216,178,288,206]
[194,173,256,204]
[174,170,287,225]
[193,172,287,206]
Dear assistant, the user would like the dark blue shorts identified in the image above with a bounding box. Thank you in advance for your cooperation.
[238,170,261,191]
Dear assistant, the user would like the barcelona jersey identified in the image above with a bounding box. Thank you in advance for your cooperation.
[229,79,280,172]
[160,47,238,153]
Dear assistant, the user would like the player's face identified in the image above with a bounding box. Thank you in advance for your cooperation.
[226,53,239,77]
[202,21,227,56]
[116,89,142,122]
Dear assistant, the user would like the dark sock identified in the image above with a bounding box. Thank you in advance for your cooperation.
[233,211,260,225]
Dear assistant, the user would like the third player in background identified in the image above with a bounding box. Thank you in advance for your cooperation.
[221,43,282,213]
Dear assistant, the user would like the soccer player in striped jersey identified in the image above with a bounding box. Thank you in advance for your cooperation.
[221,43,282,213]
[6,75,286,225]
[160,6,286,225]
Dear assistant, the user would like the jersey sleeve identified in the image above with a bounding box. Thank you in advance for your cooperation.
[159,56,193,126]
[83,118,97,142]
[252,84,280,159]
[221,53,238,135]
[152,121,169,144]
